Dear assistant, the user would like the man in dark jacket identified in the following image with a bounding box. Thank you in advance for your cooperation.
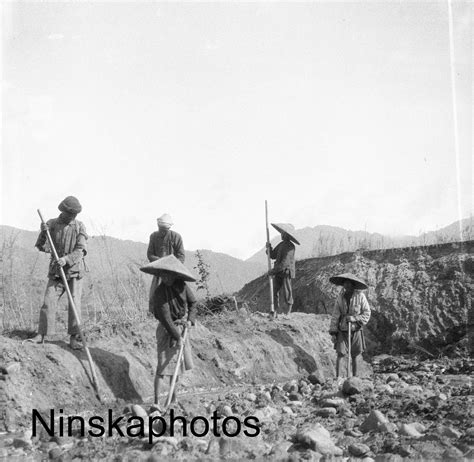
[147,213,185,313]
[31,196,88,350]
[267,223,299,316]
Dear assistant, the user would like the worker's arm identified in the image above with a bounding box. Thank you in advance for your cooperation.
[64,223,88,266]
[353,292,371,327]
[174,234,186,263]
[186,285,197,325]
[155,304,182,341]
[329,294,342,335]
[35,219,54,252]
[147,233,160,262]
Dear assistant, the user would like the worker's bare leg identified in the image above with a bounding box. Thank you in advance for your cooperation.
[352,354,359,377]
[336,354,343,378]
[154,372,164,406]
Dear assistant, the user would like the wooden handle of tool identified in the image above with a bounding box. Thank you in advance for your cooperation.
[265,201,275,314]
[165,326,188,410]
[347,321,351,378]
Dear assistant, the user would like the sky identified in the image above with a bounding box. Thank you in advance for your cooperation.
[1,1,472,260]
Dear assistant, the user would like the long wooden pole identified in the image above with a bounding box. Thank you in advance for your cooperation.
[265,200,275,318]
[37,209,101,400]
[347,321,352,378]
[165,326,188,410]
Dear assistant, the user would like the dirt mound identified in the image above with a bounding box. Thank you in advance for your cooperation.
[0,312,371,432]
[239,240,473,354]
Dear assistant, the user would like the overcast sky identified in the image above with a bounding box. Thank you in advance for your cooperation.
[1,1,472,259]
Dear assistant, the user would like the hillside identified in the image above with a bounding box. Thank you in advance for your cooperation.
[246,218,473,266]
[240,240,473,354]
[0,225,265,332]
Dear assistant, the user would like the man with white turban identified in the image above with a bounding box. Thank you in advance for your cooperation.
[147,214,185,313]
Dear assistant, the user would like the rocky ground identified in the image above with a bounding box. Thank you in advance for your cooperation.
[0,312,472,461]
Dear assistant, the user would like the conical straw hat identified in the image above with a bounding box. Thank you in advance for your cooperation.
[329,273,368,290]
[271,223,300,245]
[140,255,197,282]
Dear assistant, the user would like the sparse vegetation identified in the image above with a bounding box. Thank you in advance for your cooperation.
[194,250,211,301]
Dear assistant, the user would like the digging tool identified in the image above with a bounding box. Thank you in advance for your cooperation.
[265,200,276,319]
[37,209,101,400]
[164,326,188,410]
[347,321,352,378]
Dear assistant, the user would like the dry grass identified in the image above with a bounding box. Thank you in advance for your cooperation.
[0,233,149,334]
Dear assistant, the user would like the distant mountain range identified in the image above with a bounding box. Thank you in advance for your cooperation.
[0,225,265,297]
[0,217,472,300]
[245,218,473,266]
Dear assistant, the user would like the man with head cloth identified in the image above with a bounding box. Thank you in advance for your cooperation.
[30,196,88,350]
[147,214,185,313]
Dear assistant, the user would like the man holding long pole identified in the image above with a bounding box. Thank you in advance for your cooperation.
[266,220,299,317]
[329,273,371,385]
[265,201,276,319]
[30,196,88,350]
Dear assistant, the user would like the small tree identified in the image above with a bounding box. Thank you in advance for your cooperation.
[194,250,211,300]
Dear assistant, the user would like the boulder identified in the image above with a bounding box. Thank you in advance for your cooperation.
[436,425,462,439]
[245,393,257,402]
[320,398,345,408]
[442,447,465,461]
[253,406,279,423]
[48,447,63,460]
[360,410,389,433]
[316,407,337,417]
[288,392,303,401]
[308,371,325,385]
[386,373,399,383]
[399,423,424,438]
[131,404,148,419]
[296,423,343,456]
[348,442,371,457]
[342,377,371,395]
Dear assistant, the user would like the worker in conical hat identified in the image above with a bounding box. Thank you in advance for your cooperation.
[29,196,88,350]
[140,255,197,407]
[147,213,185,314]
[266,223,299,316]
[329,273,371,383]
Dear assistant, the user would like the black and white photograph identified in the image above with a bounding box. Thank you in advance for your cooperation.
[1,1,472,460]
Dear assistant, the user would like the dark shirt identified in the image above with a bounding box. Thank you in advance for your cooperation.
[270,239,296,278]
[152,280,197,341]
[35,217,88,279]
[147,230,185,263]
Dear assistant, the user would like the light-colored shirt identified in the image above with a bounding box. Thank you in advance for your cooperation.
[329,289,371,333]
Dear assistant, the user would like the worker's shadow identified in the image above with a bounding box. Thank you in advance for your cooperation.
[53,341,142,401]
[267,329,317,373]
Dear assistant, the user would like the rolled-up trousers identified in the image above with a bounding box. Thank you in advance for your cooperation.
[38,277,82,336]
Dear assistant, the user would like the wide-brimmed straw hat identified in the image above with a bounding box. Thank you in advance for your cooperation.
[329,273,368,290]
[140,255,197,282]
[271,223,300,245]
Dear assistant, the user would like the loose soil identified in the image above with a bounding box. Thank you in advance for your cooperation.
[0,311,472,461]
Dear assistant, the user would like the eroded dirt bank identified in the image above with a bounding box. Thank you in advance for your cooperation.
[239,240,473,354]
[1,310,472,461]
